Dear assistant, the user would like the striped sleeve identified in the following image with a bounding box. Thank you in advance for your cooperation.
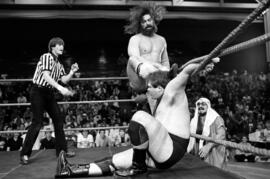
[40,53,52,72]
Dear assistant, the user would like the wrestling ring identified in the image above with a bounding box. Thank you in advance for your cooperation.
[1,1,270,178]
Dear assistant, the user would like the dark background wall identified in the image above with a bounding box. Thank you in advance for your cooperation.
[0,18,266,77]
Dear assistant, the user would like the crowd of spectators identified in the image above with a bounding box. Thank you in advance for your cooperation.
[0,69,270,162]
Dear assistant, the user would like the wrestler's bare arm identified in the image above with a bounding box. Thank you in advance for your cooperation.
[127,36,144,70]
[160,38,170,69]
[167,61,214,92]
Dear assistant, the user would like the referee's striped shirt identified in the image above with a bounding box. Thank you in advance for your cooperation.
[33,52,66,88]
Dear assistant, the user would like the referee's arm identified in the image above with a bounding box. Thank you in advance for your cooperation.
[61,62,79,84]
[42,71,64,90]
[43,71,73,96]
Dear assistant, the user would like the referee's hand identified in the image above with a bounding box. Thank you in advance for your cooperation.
[71,63,79,73]
[57,86,74,96]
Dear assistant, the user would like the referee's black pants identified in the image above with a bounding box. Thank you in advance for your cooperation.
[20,85,67,157]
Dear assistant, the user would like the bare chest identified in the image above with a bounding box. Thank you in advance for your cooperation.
[138,37,164,55]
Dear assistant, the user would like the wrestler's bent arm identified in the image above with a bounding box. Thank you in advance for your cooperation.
[160,39,170,69]
[127,36,144,71]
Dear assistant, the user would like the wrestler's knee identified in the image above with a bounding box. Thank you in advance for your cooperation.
[126,61,147,92]
[128,120,149,146]
[131,110,152,124]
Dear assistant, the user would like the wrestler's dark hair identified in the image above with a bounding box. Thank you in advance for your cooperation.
[124,3,166,35]
[48,37,64,52]
[148,71,170,89]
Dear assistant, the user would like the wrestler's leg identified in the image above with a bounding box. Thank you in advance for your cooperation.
[55,111,168,178]
[55,151,116,178]
[129,111,174,163]
[111,111,173,176]
[126,60,148,92]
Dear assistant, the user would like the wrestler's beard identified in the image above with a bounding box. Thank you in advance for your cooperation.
[141,25,157,36]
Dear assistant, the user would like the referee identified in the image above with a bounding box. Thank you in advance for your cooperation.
[20,37,78,165]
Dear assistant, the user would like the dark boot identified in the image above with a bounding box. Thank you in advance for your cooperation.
[55,151,89,178]
[118,121,149,177]
[115,161,147,177]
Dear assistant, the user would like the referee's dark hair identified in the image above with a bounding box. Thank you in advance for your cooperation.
[48,37,65,52]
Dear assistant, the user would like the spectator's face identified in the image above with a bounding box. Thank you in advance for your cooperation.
[14,132,19,138]
[82,131,88,137]
[197,102,208,115]
[265,122,270,130]
[257,124,263,130]
[242,136,248,143]
[119,130,125,137]
[100,131,105,138]
[45,131,52,138]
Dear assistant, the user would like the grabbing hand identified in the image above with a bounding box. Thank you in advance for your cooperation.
[203,57,220,74]
[199,144,212,158]
[134,94,148,103]
[57,86,74,96]
[138,62,168,79]
[138,62,159,79]
[71,63,79,74]
[212,57,220,64]
[205,63,214,73]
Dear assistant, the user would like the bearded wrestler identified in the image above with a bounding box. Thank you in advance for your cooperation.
[125,3,172,93]
[55,53,219,178]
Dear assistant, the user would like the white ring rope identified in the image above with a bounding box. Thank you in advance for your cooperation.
[0,99,135,107]
[0,126,129,134]
[2,126,270,157]
[0,77,128,83]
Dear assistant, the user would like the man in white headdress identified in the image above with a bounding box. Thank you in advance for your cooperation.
[187,97,226,169]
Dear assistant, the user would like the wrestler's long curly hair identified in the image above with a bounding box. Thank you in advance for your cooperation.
[124,3,166,35]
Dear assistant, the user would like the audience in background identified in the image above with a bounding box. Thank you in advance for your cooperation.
[40,131,56,150]
[76,130,94,148]
[234,136,255,162]
[7,132,23,151]
[95,130,110,147]
[0,70,269,163]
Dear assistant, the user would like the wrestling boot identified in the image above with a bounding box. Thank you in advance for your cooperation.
[115,148,148,176]
[115,160,147,177]
[20,155,29,165]
[55,151,89,178]
[66,150,76,158]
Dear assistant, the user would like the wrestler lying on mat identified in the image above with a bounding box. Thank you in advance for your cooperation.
[55,57,220,178]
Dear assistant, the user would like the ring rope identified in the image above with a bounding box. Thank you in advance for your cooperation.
[179,32,270,71]
[192,0,270,75]
[0,99,135,107]
[191,133,270,157]
[0,77,128,83]
[1,126,270,157]
[0,126,129,134]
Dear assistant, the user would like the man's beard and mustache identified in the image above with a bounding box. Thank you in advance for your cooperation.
[198,107,207,116]
[141,24,157,36]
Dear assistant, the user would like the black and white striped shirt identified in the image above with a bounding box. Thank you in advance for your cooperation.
[33,52,65,88]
